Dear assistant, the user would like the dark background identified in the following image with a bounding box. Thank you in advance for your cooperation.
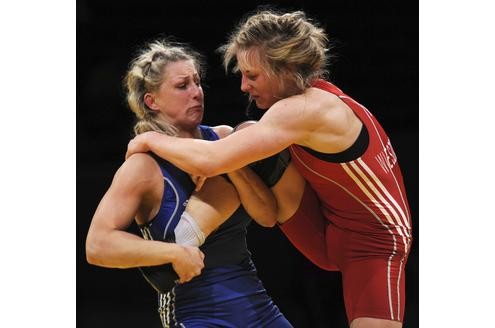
[77,1,418,327]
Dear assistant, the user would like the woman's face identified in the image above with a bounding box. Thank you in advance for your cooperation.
[236,49,280,110]
[151,60,204,132]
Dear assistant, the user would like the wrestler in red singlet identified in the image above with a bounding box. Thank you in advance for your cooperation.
[280,79,412,323]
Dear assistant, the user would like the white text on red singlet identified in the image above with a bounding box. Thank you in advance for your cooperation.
[375,139,398,174]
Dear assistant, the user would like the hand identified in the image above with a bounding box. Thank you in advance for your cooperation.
[171,245,205,284]
[190,175,207,191]
[126,133,152,159]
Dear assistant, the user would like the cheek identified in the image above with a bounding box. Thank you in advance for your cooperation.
[173,92,190,106]
[259,76,274,93]
[164,99,184,117]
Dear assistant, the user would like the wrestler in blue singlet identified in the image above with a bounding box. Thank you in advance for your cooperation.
[138,125,292,328]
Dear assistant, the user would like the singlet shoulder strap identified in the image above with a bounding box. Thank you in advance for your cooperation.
[301,80,370,163]
[300,124,369,163]
[199,125,220,141]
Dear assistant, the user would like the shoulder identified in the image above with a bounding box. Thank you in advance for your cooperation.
[310,87,358,133]
[285,87,352,129]
[260,88,354,144]
[211,125,233,139]
[121,152,160,173]
[262,88,343,123]
[113,153,162,193]
[260,91,324,131]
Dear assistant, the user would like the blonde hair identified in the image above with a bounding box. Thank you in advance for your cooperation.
[124,39,205,136]
[220,10,329,95]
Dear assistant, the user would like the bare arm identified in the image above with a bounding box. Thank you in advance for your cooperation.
[214,123,278,227]
[226,167,278,227]
[85,154,204,281]
[126,99,309,176]
[185,175,241,236]
[271,162,307,223]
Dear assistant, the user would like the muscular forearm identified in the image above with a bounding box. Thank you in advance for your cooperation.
[86,229,181,269]
[128,123,292,176]
[227,167,278,227]
[145,132,218,176]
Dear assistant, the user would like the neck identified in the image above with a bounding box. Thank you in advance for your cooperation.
[178,126,201,139]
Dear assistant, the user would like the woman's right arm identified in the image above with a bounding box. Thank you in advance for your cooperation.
[125,96,311,176]
[85,154,204,281]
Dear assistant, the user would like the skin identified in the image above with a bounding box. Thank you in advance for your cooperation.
[125,48,363,177]
[85,152,205,283]
[124,49,403,327]
[143,59,204,136]
[230,120,306,224]
[86,59,277,284]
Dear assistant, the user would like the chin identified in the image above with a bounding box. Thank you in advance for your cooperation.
[255,101,269,110]
[195,119,204,128]
[192,113,204,124]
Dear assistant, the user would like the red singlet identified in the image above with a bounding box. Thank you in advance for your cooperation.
[280,80,412,323]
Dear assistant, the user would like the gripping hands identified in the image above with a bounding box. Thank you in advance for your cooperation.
[172,244,205,284]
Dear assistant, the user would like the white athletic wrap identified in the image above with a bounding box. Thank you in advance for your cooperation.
[174,211,206,246]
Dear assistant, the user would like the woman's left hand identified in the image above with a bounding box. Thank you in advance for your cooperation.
[190,175,207,191]
[126,133,151,159]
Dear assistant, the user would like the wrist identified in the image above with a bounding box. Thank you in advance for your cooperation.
[227,168,247,181]
[227,170,240,179]
[144,131,160,151]
[164,242,182,264]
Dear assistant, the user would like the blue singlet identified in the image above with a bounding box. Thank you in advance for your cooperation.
[137,125,292,328]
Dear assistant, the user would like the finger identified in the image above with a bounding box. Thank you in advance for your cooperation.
[194,176,207,191]
[125,141,135,160]
[190,175,199,185]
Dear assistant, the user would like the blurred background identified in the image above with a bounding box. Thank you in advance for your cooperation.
[77,1,418,327]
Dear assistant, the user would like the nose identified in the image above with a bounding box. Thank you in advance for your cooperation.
[191,83,203,100]
[240,74,251,93]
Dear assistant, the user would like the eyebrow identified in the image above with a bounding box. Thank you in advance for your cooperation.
[244,70,259,76]
[238,67,255,74]
[173,75,191,80]
[171,74,199,81]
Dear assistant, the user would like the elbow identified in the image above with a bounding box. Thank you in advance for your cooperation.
[253,210,278,228]
[86,251,99,266]
[249,201,279,228]
[262,204,279,227]
[263,216,278,227]
[85,239,99,265]
[85,233,105,266]
[85,245,98,266]
[259,220,277,228]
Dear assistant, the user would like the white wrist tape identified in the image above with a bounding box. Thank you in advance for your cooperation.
[174,211,206,247]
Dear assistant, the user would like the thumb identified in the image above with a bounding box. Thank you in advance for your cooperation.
[125,140,134,160]
[194,176,207,191]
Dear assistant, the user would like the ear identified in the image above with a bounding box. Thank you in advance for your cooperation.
[143,93,161,112]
